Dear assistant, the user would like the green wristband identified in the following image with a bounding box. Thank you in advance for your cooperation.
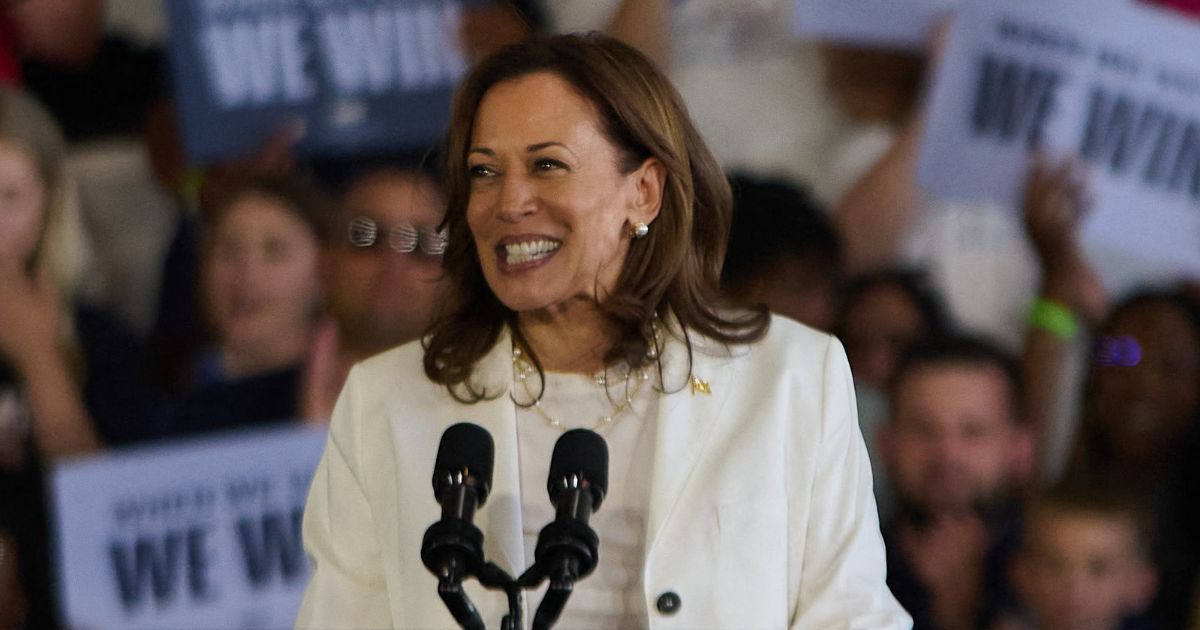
[1029,298,1079,341]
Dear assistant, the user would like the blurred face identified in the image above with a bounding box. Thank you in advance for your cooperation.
[466,72,656,314]
[0,140,46,266]
[886,363,1028,515]
[325,172,447,354]
[843,282,927,389]
[1092,301,1200,462]
[754,258,837,331]
[1017,510,1154,630]
[204,193,321,360]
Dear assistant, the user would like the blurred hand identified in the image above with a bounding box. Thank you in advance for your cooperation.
[299,318,344,424]
[1023,155,1108,323]
[0,260,61,372]
[926,15,955,65]
[900,513,989,629]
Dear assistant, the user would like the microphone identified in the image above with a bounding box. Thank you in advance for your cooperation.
[421,423,494,630]
[528,429,608,630]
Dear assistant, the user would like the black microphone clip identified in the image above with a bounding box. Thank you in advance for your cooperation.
[421,423,495,630]
[519,429,609,630]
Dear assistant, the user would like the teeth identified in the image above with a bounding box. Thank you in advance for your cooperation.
[504,239,560,264]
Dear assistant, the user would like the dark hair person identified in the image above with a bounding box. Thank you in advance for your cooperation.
[1069,289,1200,629]
[297,33,908,628]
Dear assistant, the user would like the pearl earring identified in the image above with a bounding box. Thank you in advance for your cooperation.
[632,222,650,238]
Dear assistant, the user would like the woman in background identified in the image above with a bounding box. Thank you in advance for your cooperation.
[0,86,140,629]
[149,176,331,439]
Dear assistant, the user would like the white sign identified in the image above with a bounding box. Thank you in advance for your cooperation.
[52,426,328,630]
[918,0,1200,290]
[794,0,959,48]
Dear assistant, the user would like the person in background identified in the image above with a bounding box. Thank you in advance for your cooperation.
[998,480,1158,630]
[834,23,1041,352]
[838,270,949,392]
[721,173,842,331]
[0,86,147,629]
[1018,154,1200,626]
[301,166,449,420]
[836,269,949,518]
[881,335,1035,629]
[133,175,332,441]
[1065,289,1200,628]
[0,0,104,86]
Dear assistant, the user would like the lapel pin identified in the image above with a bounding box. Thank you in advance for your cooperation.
[690,376,711,395]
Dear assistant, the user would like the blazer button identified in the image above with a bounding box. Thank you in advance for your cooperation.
[655,591,681,615]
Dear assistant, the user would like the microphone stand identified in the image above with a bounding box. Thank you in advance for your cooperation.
[477,561,522,630]
[423,471,489,630]
[515,473,600,630]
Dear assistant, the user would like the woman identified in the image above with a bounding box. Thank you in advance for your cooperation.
[150,175,329,439]
[1068,290,1200,629]
[0,86,141,628]
[298,34,907,628]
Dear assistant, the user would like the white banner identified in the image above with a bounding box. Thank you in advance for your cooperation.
[794,0,959,48]
[918,0,1200,290]
[52,426,328,630]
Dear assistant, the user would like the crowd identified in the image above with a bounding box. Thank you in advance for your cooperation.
[0,0,1198,628]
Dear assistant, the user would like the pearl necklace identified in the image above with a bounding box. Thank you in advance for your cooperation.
[511,346,652,432]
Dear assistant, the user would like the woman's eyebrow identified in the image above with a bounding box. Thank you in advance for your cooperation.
[468,142,572,156]
[527,141,567,152]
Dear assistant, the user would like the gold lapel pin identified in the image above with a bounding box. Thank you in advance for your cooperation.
[690,376,711,395]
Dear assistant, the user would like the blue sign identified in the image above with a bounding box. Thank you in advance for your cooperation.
[167,0,471,164]
[53,425,328,629]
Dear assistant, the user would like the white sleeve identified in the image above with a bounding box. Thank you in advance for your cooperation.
[789,338,912,629]
[295,368,392,629]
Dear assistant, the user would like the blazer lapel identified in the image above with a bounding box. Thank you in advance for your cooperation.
[643,332,738,560]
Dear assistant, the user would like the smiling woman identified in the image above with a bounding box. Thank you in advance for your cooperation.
[426,32,762,393]
[298,33,910,629]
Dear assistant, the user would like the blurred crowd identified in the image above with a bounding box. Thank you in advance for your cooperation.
[1,1,1198,628]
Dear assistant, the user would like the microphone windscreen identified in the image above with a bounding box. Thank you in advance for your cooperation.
[547,429,609,508]
[432,423,495,503]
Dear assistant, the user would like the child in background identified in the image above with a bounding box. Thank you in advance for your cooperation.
[1003,482,1158,630]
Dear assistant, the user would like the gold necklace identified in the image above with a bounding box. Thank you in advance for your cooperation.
[511,346,651,432]
[511,318,663,431]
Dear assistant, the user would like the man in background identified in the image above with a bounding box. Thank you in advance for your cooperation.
[302,167,448,420]
[880,335,1035,629]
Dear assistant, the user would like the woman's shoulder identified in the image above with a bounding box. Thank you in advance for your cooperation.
[349,337,431,387]
[762,314,837,350]
[687,313,844,380]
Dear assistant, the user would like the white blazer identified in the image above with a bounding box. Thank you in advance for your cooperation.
[296,316,911,629]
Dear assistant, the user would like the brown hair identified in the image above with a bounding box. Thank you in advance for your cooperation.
[1022,475,1154,561]
[424,32,768,399]
[204,174,335,244]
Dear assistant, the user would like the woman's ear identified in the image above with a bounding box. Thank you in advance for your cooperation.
[628,157,666,227]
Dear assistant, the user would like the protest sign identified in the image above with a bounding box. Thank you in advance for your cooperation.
[53,426,328,629]
[167,0,472,164]
[917,0,1200,290]
[794,0,959,49]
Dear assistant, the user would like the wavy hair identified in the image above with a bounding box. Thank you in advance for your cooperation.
[423,33,768,399]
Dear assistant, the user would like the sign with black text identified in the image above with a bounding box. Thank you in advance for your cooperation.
[918,0,1200,289]
[53,426,328,629]
[794,0,958,48]
[167,0,471,164]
